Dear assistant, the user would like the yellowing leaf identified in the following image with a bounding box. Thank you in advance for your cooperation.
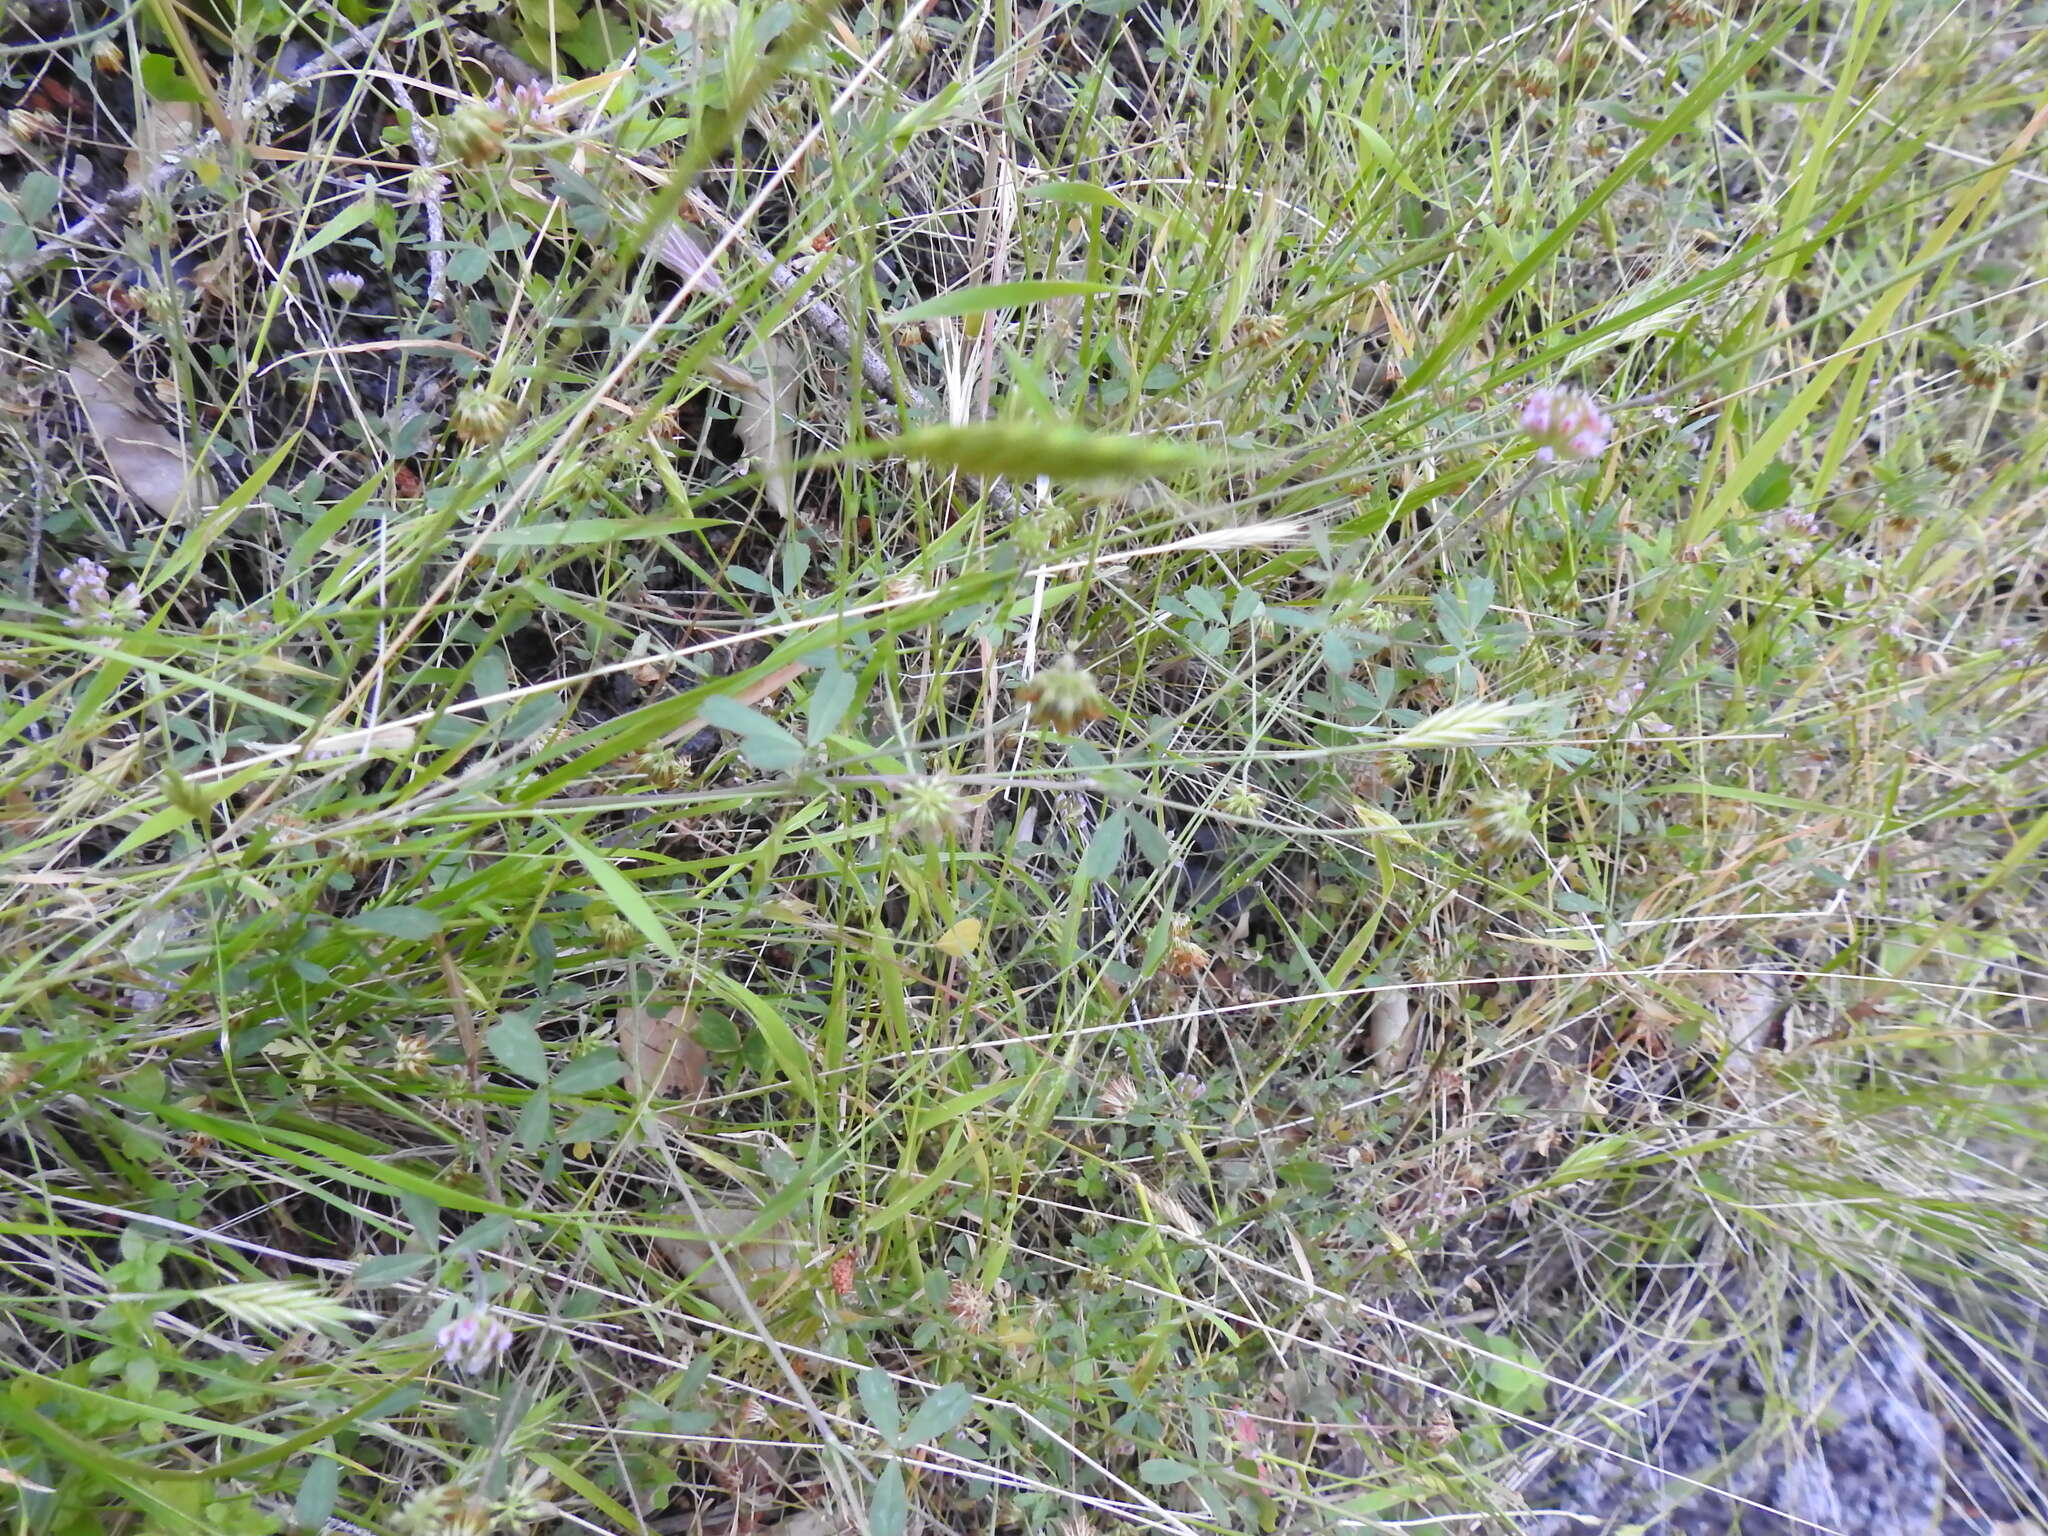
[552,69,629,109]
[934,918,984,962]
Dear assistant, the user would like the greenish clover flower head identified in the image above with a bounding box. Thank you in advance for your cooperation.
[1016,655,1108,733]
[892,775,972,844]
[439,100,509,169]
[451,386,516,446]
[1464,786,1537,854]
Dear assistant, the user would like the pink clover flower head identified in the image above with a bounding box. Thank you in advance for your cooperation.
[436,1305,514,1374]
[1518,386,1612,462]
[55,559,141,628]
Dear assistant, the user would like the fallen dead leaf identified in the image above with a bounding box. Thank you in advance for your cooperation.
[299,723,418,762]
[728,333,800,518]
[189,250,240,305]
[620,1001,710,1101]
[67,341,209,525]
[1367,985,1414,1068]
[653,1198,797,1318]
[125,100,201,187]
[754,1513,841,1536]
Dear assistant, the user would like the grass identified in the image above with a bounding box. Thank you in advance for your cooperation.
[0,0,2045,1532]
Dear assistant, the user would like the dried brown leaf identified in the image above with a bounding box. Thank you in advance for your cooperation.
[620,1001,710,1101]
[732,333,800,519]
[125,100,200,187]
[1368,984,1414,1068]
[67,341,208,525]
[652,1199,796,1317]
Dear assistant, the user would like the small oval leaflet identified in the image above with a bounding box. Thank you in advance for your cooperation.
[882,420,1211,484]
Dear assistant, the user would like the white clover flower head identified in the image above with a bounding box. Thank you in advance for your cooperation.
[1098,1071,1140,1119]
[55,559,142,628]
[1766,506,1821,562]
[451,386,517,446]
[664,0,738,43]
[56,558,111,614]
[435,1305,513,1374]
[1518,386,1612,462]
[945,1277,994,1333]
[881,571,929,604]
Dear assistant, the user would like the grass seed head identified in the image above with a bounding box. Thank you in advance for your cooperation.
[1352,802,1416,843]
[1390,698,1537,750]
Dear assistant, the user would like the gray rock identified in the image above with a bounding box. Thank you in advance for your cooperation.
[1513,1283,2046,1534]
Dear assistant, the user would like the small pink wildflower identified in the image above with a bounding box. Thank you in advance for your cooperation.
[1228,1406,1275,1495]
[435,1305,513,1374]
[1518,387,1612,462]
[486,78,560,131]
[54,559,141,628]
